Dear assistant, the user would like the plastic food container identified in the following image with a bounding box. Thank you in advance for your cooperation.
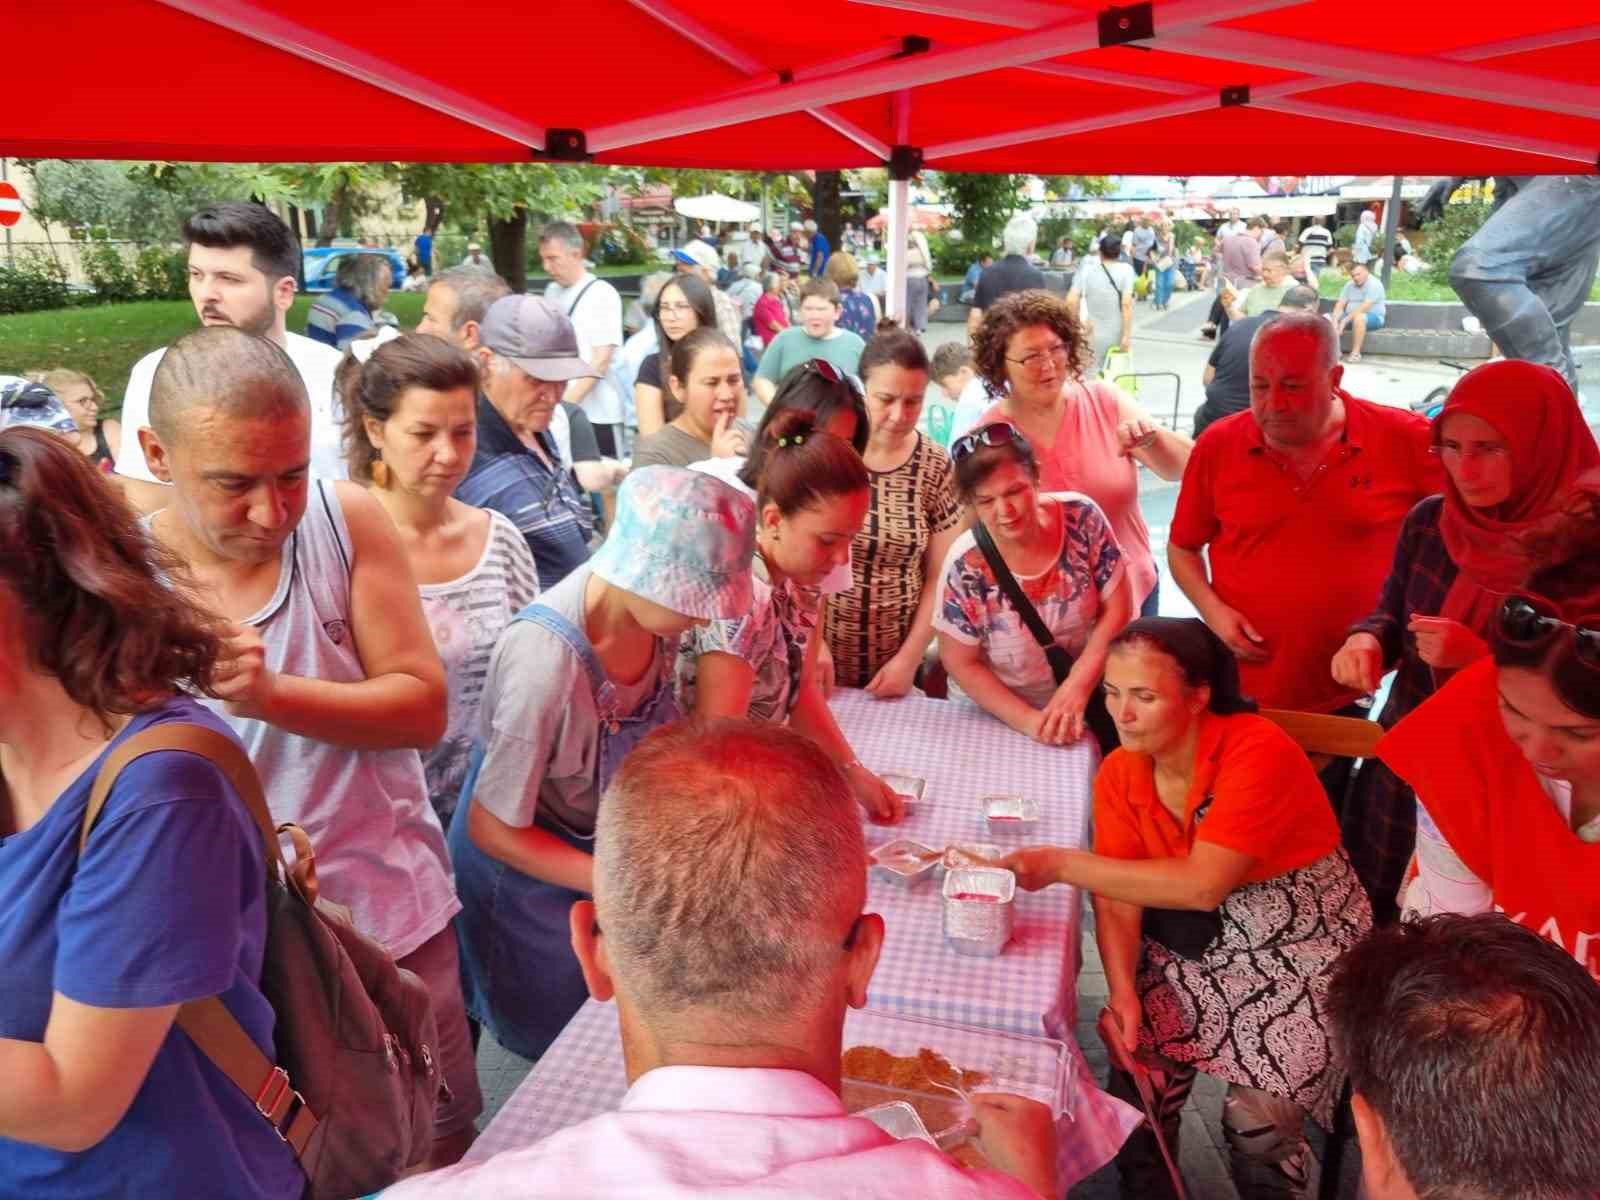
[880,772,927,806]
[855,1100,938,1146]
[942,866,1017,957]
[981,794,1041,835]
[869,838,940,885]
[940,842,1003,874]
[840,1006,1072,1155]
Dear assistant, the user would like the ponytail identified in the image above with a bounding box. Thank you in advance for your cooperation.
[755,409,868,516]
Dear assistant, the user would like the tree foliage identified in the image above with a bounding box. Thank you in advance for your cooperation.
[931,174,1112,252]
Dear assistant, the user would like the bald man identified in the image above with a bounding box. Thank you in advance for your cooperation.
[1168,314,1440,806]
[387,720,1058,1199]
[139,326,481,1165]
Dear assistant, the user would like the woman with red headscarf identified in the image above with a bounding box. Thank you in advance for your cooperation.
[1329,359,1599,922]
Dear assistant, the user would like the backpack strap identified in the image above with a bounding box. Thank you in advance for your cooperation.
[80,722,319,1157]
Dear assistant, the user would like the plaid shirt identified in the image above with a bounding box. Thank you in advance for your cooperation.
[1344,495,1455,921]
[457,395,593,592]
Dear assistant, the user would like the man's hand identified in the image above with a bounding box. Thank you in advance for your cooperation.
[864,651,918,699]
[710,412,747,459]
[1117,416,1160,457]
[1331,632,1384,694]
[1207,604,1270,662]
[1408,615,1489,671]
[970,1094,1059,1199]
[213,621,275,717]
[997,846,1064,892]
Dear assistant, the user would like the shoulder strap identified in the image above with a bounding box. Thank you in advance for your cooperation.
[514,602,612,705]
[971,521,1058,654]
[82,723,282,882]
[564,278,599,319]
[1100,260,1123,300]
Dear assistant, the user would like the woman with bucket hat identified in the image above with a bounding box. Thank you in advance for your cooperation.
[447,466,755,1060]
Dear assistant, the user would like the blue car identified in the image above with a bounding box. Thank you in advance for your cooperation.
[301,246,407,293]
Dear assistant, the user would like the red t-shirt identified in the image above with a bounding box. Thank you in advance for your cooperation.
[1379,657,1600,980]
[1094,711,1339,885]
[1170,395,1440,712]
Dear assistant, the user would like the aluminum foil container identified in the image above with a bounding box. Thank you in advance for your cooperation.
[880,772,927,805]
[855,1100,939,1146]
[870,838,939,884]
[943,866,1016,956]
[940,842,1003,874]
[981,794,1041,834]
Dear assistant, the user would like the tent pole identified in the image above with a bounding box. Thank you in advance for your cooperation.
[886,178,910,323]
[1379,175,1402,290]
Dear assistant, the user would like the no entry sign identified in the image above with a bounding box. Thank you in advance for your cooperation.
[0,181,21,227]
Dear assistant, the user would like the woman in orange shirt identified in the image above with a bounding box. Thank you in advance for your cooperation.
[1005,617,1371,1200]
[1379,498,1600,975]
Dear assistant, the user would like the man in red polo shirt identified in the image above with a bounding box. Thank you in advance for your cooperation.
[1169,313,1441,803]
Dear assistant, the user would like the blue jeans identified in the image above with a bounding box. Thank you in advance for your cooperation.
[1153,265,1176,308]
[1140,579,1161,618]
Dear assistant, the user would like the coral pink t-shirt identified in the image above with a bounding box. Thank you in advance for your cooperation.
[983,380,1156,608]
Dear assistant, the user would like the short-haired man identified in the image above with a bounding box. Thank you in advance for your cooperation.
[456,295,599,590]
[539,221,625,458]
[672,238,745,346]
[753,278,866,405]
[139,326,480,1166]
[1170,314,1440,802]
[932,341,990,447]
[1195,284,1319,439]
[386,720,1058,1199]
[1227,250,1292,321]
[860,256,887,299]
[1331,261,1388,363]
[1298,218,1333,274]
[1129,214,1156,277]
[804,217,831,276]
[1068,233,1137,376]
[115,202,345,515]
[1218,207,1247,238]
[1327,913,1600,1200]
[969,214,1046,333]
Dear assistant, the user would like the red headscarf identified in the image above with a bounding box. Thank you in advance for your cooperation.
[1437,359,1600,632]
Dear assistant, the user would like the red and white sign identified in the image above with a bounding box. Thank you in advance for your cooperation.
[0,181,21,228]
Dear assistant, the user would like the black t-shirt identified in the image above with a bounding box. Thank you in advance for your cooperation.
[974,255,1046,311]
[561,401,601,463]
[1204,311,1277,419]
[636,353,662,389]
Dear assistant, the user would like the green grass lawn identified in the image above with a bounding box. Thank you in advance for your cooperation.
[1317,270,1600,303]
[4,292,427,417]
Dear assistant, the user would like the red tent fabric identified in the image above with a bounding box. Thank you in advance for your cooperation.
[8,0,1599,173]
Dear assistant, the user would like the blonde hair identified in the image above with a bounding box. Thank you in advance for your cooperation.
[39,368,103,413]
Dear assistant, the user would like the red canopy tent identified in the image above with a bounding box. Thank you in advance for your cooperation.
[8,0,1598,315]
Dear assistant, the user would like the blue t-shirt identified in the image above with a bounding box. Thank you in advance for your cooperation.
[415,232,433,272]
[809,232,831,276]
[1339,274,1388,322]
[0,698,303,1199]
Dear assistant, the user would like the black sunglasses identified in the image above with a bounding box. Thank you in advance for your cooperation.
[950,420,1028,463]
[1497,595,1600,668]
[801,358,864,397]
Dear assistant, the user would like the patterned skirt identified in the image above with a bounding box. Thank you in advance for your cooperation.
[1135,850,1373,1127]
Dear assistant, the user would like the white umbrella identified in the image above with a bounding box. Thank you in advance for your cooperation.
[673,193,761,224]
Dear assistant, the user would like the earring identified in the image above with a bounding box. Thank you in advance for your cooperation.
[371,454,391,489]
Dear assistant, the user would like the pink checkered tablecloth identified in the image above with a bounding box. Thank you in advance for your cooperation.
[464,690,1140,1190]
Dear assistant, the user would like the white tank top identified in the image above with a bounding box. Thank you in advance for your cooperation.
[197,481,458,958]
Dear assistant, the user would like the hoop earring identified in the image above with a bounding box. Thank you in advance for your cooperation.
[371,454,391,489]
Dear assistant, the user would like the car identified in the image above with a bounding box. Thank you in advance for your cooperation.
[301,245,407,293]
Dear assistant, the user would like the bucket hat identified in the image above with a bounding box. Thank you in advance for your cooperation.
[590,466,755,620]
[0,376,76,435]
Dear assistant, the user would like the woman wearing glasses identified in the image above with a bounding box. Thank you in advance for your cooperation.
[634,273,718,437]
[1331,360,1600,922]
[1377,499,1600,967]
[934,422,1132,746]
[970,291,1190,618]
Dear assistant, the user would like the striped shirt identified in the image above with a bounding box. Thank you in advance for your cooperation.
[417,509,541,826]
[304,286,374,351]
[456,394,593,591]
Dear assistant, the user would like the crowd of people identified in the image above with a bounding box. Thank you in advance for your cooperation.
[3,196,1600,1200]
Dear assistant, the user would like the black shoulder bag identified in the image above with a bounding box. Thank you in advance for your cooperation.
[970,518,1120,755]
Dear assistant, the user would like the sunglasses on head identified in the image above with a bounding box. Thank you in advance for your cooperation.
[801,358,864,397]
[950,421,1027,463]
[1497,594,1600,718]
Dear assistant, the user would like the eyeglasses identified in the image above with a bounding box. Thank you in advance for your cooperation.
[802,358,864,397]
[1004,342,1070,374]
[1496,594,1600,717]
[658,301,696,316]
[950,421,1027,463]
[1430,441,1508,463]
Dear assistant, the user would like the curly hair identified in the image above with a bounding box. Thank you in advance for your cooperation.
[0,428,225,726]
[969,289,1089,398]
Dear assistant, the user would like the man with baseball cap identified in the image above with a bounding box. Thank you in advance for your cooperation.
[456,295,600,589]
[672,240,744,345]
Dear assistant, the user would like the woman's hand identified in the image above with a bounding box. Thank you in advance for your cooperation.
[864,650,919,699]
[998,845,1064,891]
[1117,417,1160,457]
[710,412,747,459]
[812,638,836,698]
[1036,672,1096,745]
[1408,615,1489,671]
[1099,993,1145,1075]
[1331,631,1383,693]
[847,763,907,825]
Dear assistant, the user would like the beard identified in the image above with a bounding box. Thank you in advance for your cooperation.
[199,291,278,337]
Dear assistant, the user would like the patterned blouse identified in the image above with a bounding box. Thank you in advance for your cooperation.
[837,288,878,341]
[823,434,962,688]
[933,493,1124,708]
[678,553,819,723]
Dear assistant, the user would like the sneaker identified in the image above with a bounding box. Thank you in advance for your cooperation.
[1347,352,1363,363]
